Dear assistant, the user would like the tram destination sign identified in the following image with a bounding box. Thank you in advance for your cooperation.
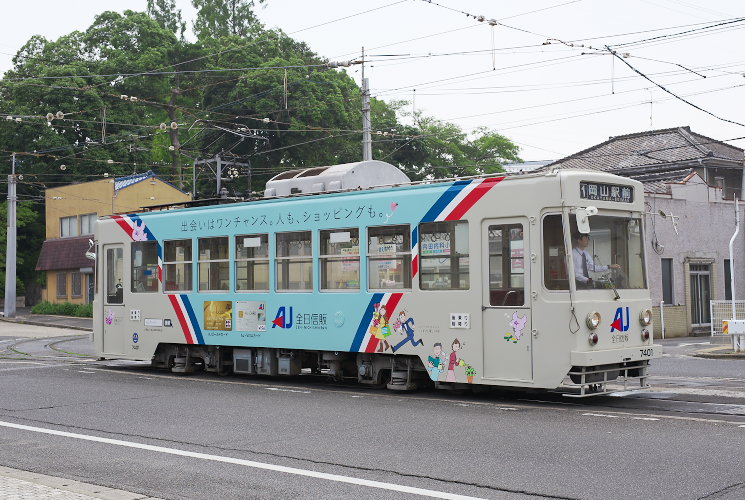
[580,181,634,203]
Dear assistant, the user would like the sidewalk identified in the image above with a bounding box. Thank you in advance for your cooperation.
[0,465,160,499]
[656,335,745,359]
[0,307,92,332]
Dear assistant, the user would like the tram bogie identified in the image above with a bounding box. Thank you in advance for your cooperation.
[93,167,661,396]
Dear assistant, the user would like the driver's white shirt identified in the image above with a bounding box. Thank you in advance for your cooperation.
[572,247,609,283]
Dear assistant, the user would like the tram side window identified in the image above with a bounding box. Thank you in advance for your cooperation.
[131,241,159,293]
[368,225,411,290]
[488,224,525,306]
[543,214,569,291]
[106,247,124,304]
[236,234,269,292]
[199,237,230,291]
[164,239,193,292]
[419,221,469,290]
[320,228,360,291]
[276,231,313,291]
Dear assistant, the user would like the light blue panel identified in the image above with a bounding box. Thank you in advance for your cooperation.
[129,181,466,352]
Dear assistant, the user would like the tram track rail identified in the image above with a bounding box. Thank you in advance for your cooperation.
[2,336,742,424]
[0,334,94,362]
[84,359,745,425]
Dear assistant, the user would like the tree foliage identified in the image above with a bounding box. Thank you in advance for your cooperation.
[147,0,186,38]
[192,0,265,39]
[0,1,521,296]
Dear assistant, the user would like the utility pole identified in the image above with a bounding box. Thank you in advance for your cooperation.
[194,154,250,198]
[361,47,372,161]
[4,154,17,318]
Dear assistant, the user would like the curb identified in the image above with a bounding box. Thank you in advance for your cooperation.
[0,317,92,333]
[693,353,745,359]
[0,464,161,500]
[693,345,745,360]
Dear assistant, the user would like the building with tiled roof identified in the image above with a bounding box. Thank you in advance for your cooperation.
[543,127,745,337]
[35,171,191,305]
[545,126,743,197]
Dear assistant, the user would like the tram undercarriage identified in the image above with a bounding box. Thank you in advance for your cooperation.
[150,343,432,391]
[149,343,653,396]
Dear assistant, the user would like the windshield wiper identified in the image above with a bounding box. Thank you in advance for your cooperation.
[606,274,620,301]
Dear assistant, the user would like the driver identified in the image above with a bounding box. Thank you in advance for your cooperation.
[572,232,621,289]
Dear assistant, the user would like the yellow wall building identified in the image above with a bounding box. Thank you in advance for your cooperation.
[36,171,191,304]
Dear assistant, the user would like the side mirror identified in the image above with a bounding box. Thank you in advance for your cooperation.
[85,239,96,261]
[575,206,597,234]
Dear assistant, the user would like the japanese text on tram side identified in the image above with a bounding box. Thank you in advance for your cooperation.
[179,205,388,232]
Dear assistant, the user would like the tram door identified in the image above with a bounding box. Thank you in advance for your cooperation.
[102,244,125,355]
[481,219,533,381]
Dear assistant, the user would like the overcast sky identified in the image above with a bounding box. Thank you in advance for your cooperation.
[1,0,743,162]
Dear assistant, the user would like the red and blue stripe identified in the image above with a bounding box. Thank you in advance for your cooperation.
[167,294,204,345]
[112,214,201,345]
[411,177,504,277]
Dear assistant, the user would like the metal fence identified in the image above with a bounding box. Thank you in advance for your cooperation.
[710,300,745,336]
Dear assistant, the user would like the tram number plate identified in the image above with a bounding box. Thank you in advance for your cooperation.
[639,348,654,358]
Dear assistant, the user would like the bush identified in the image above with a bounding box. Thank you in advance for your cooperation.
[32,301,93,318]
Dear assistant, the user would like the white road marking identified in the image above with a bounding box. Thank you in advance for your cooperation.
[678,342,711,347]
[632,417,660,421]
[265,387,311,394]
[583,413,619,418]
[0,421,486,500]
[0,363,57,372]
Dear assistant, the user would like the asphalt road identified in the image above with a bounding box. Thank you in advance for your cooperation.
[1,322,743,500]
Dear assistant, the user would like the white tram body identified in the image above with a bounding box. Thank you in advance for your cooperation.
[93,168,661,396]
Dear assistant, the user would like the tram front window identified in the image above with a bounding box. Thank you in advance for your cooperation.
[571,215,646,290]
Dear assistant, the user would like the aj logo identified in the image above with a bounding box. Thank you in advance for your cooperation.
[611,307,630,332]
[272,306,293,329]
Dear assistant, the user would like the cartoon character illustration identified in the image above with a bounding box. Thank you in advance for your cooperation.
[369,303,392,352]
[427,343,446,381]
[446,338,462,382]
[131,220,148,241]
[504,311,528,343]
[105,310,115,325]
[391,310,423,352]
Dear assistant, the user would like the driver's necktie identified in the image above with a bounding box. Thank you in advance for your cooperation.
[582,252,589,280]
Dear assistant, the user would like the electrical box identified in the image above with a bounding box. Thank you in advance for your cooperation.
[255,348,278,376]
[278,354,301,376]
[233,349,254,374]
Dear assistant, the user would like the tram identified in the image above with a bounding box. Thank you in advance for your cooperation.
[92,161,661,396]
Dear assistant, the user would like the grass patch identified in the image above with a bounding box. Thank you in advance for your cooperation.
[32,301,93,318]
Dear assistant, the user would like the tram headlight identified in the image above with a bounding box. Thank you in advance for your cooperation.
[641,329,650,342]
[585,311,601,330]
[639,308,653,326]
[588,332,599,346]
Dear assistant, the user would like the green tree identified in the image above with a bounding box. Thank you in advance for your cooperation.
[192,0,266,39]
[0,3,523,293]
[147,0,186,38]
